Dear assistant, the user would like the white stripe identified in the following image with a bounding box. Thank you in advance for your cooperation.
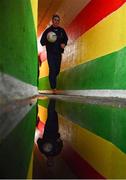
[60,90,126,98]
[0,72,38,141]
[39,90,126,98]
[0,99,36,141]
[0,72,38,105]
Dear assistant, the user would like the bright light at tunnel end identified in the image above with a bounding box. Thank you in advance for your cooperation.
[37,33,44,54]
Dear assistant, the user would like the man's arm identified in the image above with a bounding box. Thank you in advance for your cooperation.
[62,29,68,46]
[60,29,68,49]
[40,30,47,46]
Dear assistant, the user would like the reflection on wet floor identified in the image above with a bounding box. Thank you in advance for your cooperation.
[37,99,63,165]
[33,144,76,179]
[34,97,77,179]
[34,94,126,179]
[1,93,126,178]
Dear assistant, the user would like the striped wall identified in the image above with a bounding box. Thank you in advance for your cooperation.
[38,0,91,90]
[0,0,38,178]
[57,99,126,179]
[58,0,126,91]
[38,0,126,178]
[37,97,49,129]
[56,1,126,178]
[39,0,126,92]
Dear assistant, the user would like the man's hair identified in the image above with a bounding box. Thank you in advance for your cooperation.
[52,14,60,20]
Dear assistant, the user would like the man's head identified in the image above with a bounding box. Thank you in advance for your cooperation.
[52,14,60,27]
[37,137,63,157]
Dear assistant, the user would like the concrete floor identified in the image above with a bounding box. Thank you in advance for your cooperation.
[2,92,126,178]
[38,93,126,108]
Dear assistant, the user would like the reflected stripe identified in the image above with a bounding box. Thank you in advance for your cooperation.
[27,151,33,179]
[38,105,48,124]
[0,101,36,141]
[59,115,126,179]
[38,98,49,108]
[0,72,37,141]
[62,141,105,179]
[57,96,126,154]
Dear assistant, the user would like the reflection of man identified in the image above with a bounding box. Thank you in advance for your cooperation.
[40,14,68,93]
[37,99,63,166]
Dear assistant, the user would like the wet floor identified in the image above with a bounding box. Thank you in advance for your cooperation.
[33,96,77,179]
[1,93,126,178]
[33,144,77,179]
[33,93,126,179]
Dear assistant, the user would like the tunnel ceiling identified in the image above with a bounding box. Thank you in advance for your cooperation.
[38,0,64,37]
[37,0,91,37]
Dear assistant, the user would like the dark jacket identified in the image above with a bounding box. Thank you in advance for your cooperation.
[40,25,68,54]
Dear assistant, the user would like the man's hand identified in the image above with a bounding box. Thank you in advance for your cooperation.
[60,43,65,49]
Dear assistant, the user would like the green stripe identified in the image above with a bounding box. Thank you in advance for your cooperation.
[57,47,126,90]
[0,0,38,86]
[56,100,126,154]
[38,76,51,90]
[38,98,49,108]
[0,105,36,178]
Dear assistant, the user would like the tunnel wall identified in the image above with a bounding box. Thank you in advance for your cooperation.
[57,99,126,178]
[38,0,92,91]
[58,0,126,91]
[38,0,126,178]
[0,0,38,178]
[56,0,126,179]
[38,0,126,94]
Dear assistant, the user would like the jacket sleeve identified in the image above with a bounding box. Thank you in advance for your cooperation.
[61,29,68,46]
[40,30,48,46]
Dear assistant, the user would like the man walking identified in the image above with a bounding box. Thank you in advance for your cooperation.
[40,14,68,93]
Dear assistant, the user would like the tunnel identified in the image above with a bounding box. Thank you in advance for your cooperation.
[0,0,126,179]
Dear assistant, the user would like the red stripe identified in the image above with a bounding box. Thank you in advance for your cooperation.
[67,0,126,41]
[61,141,105,179]
[39,0,125,60]
[38,52,47,63]
[37,121,45,132]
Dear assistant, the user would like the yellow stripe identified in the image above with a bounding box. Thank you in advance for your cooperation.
[59,115,126,179]
[39,60,49,78]
[27,151,33,179]
[38,0,91,78]
[61,4,126,71]
[30,0,38,34]
[38,105,47,124]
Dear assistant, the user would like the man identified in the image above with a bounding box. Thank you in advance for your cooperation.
[40,14,68,93]
[37,99,63,167]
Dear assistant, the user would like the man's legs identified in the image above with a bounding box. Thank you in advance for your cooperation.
[47,53,61,89]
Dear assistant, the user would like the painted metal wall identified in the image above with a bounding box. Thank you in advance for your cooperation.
[0,0,38,178]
